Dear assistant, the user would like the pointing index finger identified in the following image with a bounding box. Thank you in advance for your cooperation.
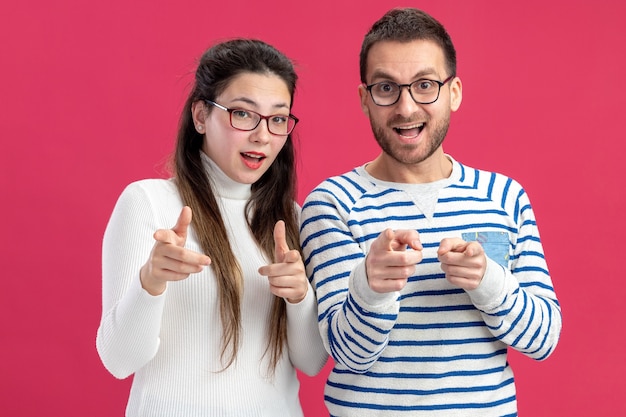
[393,229,422,250]
[172,206,192,240]
[273,220,290,263]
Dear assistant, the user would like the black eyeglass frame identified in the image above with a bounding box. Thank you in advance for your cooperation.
[204,100,299,136]
[365,75,455,106]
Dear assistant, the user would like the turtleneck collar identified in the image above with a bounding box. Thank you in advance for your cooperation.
[200,151,252,200]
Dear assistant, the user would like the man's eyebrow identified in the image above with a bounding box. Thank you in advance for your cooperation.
[368,68,440,82]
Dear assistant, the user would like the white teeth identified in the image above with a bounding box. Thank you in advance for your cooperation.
[242,153,262,159]
[398,123,424,130]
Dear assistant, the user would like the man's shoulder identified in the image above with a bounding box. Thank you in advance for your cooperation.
[456,161,524,190]
[451,162,530,215]
[306,167,375,199]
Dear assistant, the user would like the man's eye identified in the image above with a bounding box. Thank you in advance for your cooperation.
[416,81,434,91]
[378,83,396,93]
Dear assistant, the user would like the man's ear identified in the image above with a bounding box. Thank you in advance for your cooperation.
[358,84,370,117]
[450,77,462,112]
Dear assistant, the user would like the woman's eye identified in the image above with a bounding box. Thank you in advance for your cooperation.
[232,110,250,119]
[271,115,288,125]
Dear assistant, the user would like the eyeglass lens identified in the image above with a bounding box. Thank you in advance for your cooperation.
[370,79,443,105]
[230,109,295,135]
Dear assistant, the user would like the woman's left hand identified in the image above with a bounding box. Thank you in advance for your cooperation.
[258,220,308,304]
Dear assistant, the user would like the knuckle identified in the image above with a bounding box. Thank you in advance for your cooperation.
[393,279,407,291]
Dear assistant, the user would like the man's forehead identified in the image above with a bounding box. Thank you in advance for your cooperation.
[366,40,446,79]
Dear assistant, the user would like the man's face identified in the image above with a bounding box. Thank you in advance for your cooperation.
[359,39,462,170]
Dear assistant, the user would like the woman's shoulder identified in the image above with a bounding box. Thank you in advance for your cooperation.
[115,178,182,212]
[120,178,178,198]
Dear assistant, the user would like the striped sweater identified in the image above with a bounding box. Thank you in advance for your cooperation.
[299,157,561,417]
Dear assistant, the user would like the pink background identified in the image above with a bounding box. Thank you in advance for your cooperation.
[1,0,624,415]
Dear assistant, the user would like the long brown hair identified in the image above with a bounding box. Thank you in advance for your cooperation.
[174,39,299,372]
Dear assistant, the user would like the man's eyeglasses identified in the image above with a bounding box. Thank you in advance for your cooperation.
[365,75,455,106]
[205,100,298,136]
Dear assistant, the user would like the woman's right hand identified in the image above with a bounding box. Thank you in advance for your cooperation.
[140,206,211,295]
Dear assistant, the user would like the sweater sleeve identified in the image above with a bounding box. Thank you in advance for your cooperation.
[285,281,329,376]
[300,180,399,373]
[96,182,167,379]
[467,185,562,360]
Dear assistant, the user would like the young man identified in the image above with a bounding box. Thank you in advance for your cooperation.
[300,8,561,417]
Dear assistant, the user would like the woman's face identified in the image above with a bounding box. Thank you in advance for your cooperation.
[193,72,292,184]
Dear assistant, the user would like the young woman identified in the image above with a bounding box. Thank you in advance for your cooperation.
[96,39,328,417]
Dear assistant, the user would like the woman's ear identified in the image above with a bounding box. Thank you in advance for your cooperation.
[191,101,207,133]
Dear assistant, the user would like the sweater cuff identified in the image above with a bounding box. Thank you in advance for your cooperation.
[350,260,399,310]
[127,272,167,309]
[466,257,506,309]
[285,281,314,310]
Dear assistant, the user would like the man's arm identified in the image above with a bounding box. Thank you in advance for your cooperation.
[300,178,421,372]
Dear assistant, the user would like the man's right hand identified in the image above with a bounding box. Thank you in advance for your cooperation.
[365,228,423,293]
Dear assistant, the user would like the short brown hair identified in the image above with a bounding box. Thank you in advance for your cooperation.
[359,8,457,83]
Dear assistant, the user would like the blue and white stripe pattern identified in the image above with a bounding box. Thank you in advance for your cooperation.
[300,159,561,417]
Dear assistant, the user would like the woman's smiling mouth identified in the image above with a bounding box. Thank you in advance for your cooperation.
[241,151,266,169]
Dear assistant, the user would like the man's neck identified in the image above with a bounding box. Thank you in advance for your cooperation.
[365,148,452,184]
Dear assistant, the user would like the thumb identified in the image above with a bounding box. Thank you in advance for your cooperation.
[273,220,290,263]
[438,237,468,256]
[378,228,396,251]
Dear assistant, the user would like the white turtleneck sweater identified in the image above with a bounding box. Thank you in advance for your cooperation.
[96,154,328,417]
